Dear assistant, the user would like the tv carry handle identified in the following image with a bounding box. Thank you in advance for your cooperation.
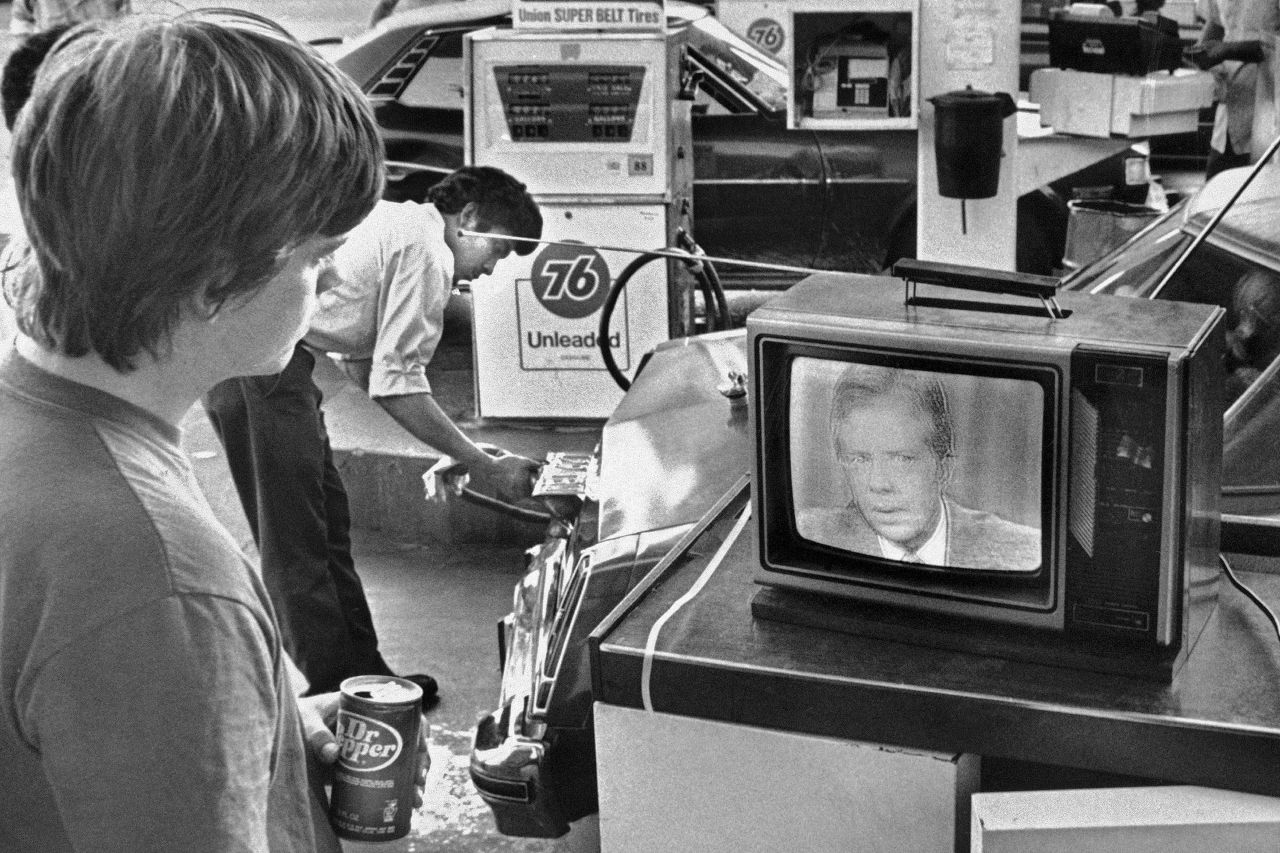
[892,258,1066,320]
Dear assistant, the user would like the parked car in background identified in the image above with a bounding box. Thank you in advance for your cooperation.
[329,0,1140,283]
[459,161,1280,838]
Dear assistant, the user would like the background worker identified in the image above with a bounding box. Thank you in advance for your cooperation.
[1186,0,1278,177]
[0,11,424,849]
[203,165,544,702]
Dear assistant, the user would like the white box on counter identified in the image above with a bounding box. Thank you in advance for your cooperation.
[1030,67,1215,138]
[972,785,1280,852]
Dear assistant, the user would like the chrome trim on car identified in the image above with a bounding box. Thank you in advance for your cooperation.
[533,550,593,716]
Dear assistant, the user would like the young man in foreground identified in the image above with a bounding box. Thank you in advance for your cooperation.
[0,12,422,850]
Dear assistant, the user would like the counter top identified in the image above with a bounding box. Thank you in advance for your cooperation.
[590,480,1280,797]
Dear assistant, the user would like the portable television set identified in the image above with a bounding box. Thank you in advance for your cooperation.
[748,261,1225,678]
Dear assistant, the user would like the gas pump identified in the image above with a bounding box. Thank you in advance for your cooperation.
[464,27,694,419]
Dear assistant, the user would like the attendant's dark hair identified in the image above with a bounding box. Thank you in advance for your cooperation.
[1,24,74,130]
[9,10,385,371]
[427,165,543,256]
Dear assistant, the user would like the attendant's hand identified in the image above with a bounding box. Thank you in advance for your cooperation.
[1184,42,1223,70]
[482,451,541,503]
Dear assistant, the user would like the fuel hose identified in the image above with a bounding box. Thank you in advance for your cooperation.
[458,486,553,524]
[598,246,728,391]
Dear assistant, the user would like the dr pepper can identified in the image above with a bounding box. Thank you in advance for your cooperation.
[329,675,423,841]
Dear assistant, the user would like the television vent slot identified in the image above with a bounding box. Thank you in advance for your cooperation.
[1070,389,1098,557]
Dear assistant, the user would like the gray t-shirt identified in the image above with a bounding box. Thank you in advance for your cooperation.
[304,199,453,399]
[0,347,339,852]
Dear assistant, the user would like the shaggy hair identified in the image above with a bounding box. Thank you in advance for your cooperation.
[9,10,385,371]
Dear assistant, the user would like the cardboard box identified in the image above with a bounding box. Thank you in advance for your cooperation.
[598,703,978,853]
[1111,69,1215,135]
[972,785,1280,852]
[1030,67,1214,138]
[1117,109,1202,136]
[1030,67,1114,137]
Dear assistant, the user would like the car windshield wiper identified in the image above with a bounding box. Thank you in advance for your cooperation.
[1152,132,1280,298]
[684,44,773,115]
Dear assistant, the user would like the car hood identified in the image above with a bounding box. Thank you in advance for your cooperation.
[1182,165,1280,273]
[595,330,752,543]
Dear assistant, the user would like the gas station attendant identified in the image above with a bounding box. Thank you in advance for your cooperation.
[203,165,545,698]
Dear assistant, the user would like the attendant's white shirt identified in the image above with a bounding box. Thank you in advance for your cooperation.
[1198,0,1279,155]
[304,199,453,399]
[877,499,948,565]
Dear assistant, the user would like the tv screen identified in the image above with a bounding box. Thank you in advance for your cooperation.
[788,356,1045,575]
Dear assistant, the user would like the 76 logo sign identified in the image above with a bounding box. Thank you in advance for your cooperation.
[746,18,784,54]
[530,243,612,319]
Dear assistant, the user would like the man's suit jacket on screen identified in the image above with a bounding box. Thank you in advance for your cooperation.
[798,498,1041,572]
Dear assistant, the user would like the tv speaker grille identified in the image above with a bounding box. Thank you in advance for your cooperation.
[1070,389,1098,557]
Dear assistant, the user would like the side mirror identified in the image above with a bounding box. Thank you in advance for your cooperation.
[678,54,705,101]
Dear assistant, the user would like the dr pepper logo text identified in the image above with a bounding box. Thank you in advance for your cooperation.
[335,712,403,772]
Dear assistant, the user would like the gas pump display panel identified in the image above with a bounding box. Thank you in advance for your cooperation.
[788,0,919,131]
[467,30,683,198]
[494,64,645,143]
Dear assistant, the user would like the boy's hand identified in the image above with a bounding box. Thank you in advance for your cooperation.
[297,692,431,806]
[298,692,341,766]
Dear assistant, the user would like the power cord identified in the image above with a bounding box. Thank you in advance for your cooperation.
[1220,552,1280,645]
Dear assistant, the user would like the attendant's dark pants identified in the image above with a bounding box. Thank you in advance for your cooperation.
[1206,139,1251,180]
[203,343,392,694]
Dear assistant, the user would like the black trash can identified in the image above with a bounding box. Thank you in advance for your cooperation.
[1061,199,1162,271]
[929,87,1017,200]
